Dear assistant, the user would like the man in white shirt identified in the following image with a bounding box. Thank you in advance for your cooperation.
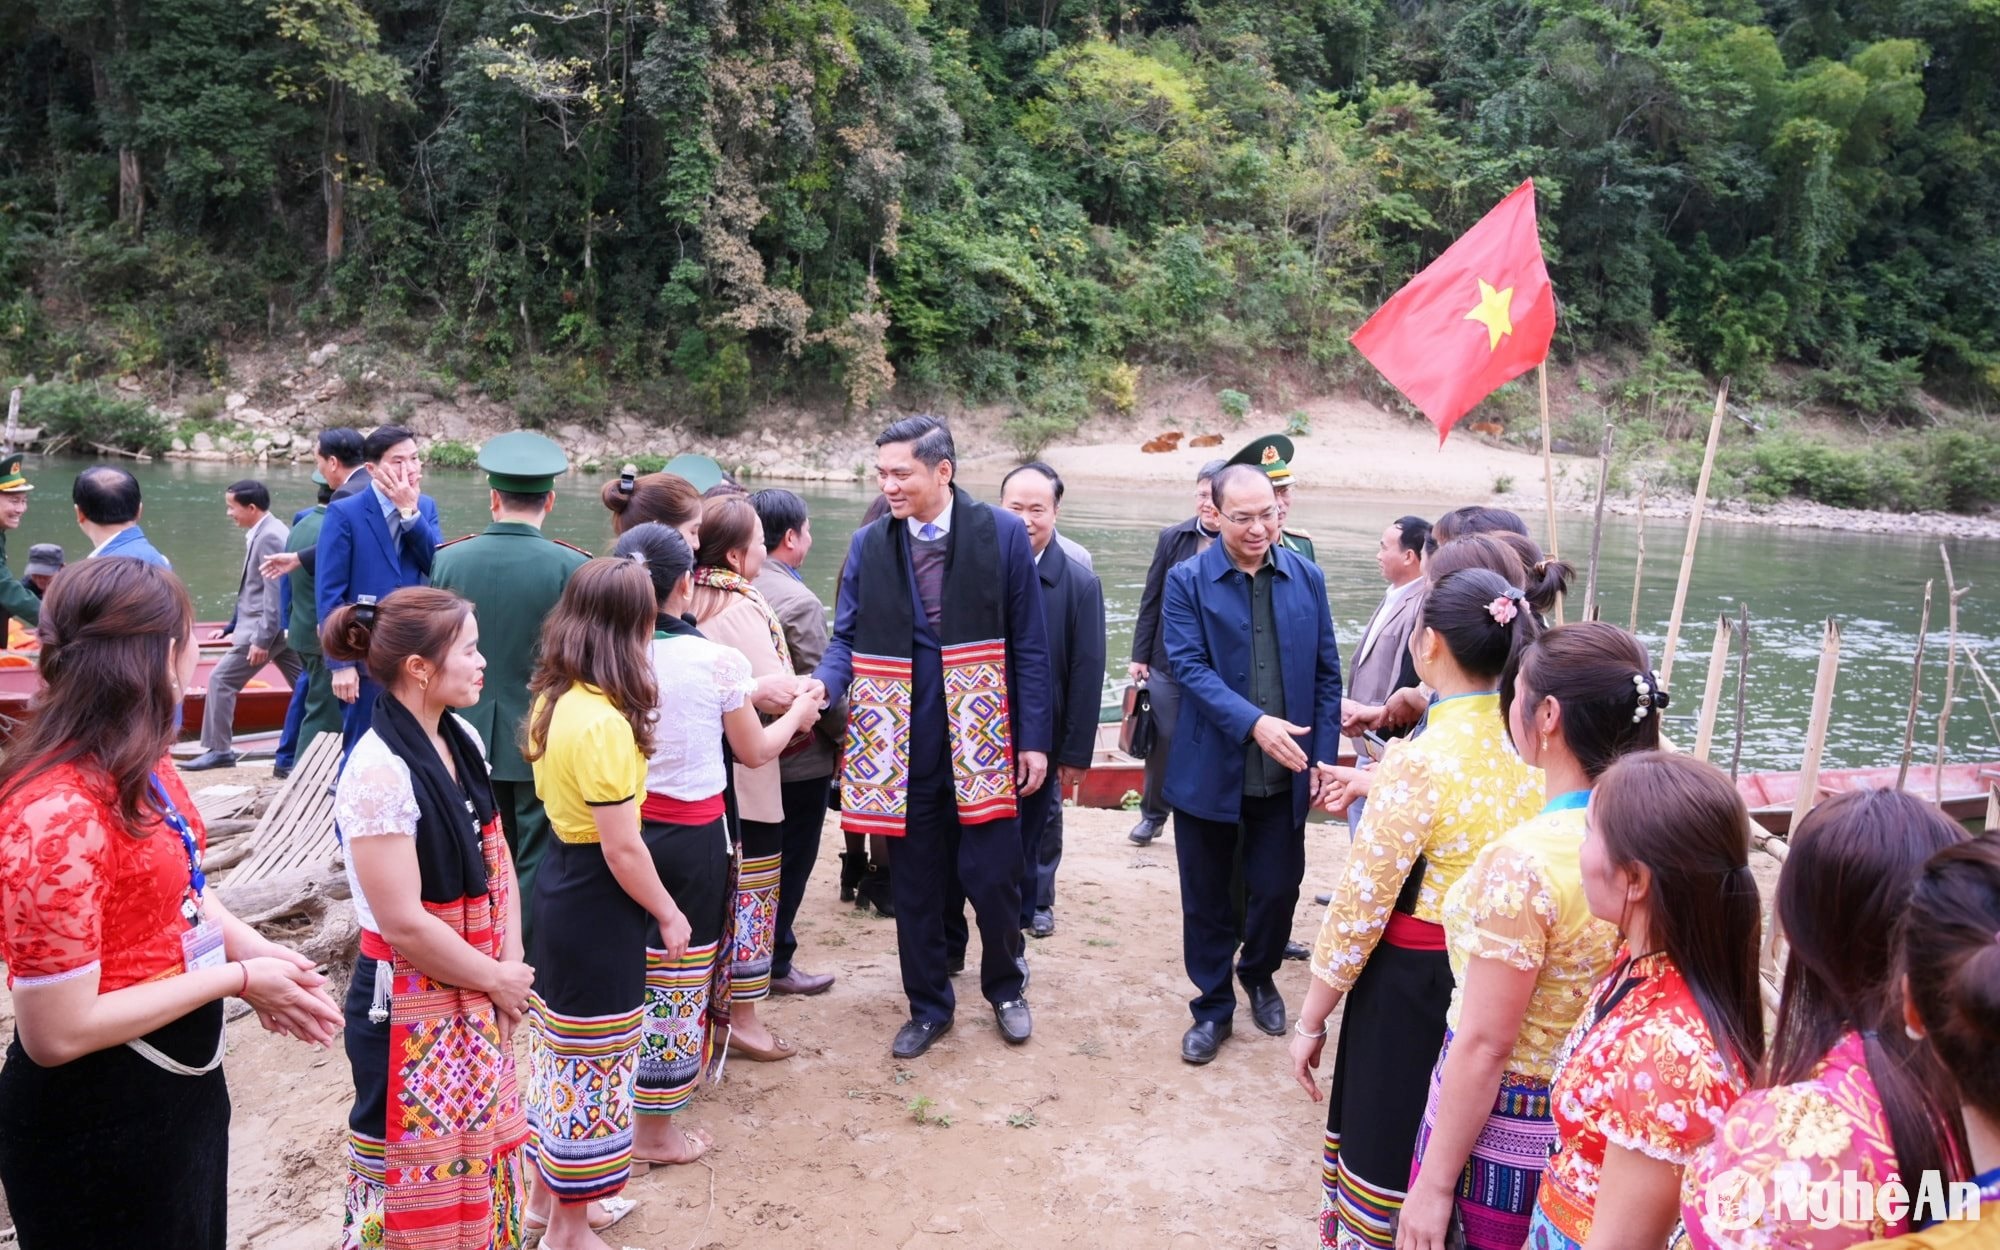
[1339,515,1430,833]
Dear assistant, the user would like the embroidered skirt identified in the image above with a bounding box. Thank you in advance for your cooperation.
[1410,1032,1556,1250]
[636,816,731,1116]
[525,837,650,1205]
[731,818,783,1002]
[0,1002,229,1250]
[1321,935,1454,1250]
[342,949,528,1250]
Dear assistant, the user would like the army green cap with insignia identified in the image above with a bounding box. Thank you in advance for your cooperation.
[0,453,34,493]
[478,431,570,494]
[311,468,330,486]
[1228,434,1295,488]
[664,453,726,494]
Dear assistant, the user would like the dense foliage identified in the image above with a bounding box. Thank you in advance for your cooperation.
[2,0,1997,433]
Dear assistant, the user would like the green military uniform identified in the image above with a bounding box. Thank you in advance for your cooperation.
[0,455,42,632]
[430,432,589,937]
[285,470,344,755]
[1229,433,1315,563]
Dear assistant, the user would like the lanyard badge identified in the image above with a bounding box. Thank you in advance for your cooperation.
[153,773,227,973]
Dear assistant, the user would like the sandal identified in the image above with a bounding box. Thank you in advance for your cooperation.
[525,1196,637,1234]
[727,1032,797,1062]
[630,1127,714,1174]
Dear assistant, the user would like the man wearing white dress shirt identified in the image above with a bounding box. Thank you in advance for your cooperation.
[1340,515,1429,835]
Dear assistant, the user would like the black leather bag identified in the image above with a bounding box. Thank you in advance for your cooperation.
[1119,682,1157,759]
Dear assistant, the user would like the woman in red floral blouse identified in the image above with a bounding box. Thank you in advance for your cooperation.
[0,557,343,1250]
[1528,751,1766,1250]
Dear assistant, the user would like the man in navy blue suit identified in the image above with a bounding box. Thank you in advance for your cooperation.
[1163,463,1342,1065]
[815,416,1053,1059]
[315,425,443,745]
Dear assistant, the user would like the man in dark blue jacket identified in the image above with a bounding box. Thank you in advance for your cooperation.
[1163,463,1342,1065]
[315,425,442,746]
[815,416,1053,1059]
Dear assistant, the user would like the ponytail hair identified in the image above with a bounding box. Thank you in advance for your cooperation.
[1899,834,2000,1125]
[321,587,473,692]
[1492,531,1574,617]
[602,471,701,537]
[1501,622,1665,778]
[1419,567,1540,683]
[612,521,694,607]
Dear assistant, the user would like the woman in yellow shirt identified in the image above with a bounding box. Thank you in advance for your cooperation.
[1394,623,1666,1250]
[1292,567,1545,1250]
[519,557,673,1250]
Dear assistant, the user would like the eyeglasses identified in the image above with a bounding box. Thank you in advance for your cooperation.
[1222,509,1279,527]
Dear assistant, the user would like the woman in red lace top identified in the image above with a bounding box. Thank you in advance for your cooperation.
[0,557,343,1250]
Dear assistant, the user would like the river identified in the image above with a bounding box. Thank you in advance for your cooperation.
[15,456,1997,774]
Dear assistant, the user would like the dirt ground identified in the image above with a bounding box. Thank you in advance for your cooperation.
[201,801,1354,1250]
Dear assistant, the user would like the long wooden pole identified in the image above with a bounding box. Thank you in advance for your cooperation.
[1537,361,1564,624]
[1935,544,1971,804]
[4,387,19,456]
[1693,614,1733,762]
[1583,423,1614,620]
[1791,619,1842,831]
[1660,377,1730,688]
[1895,581,1934,790]
[1729,603,1751,782]
[1628,478,1649,633]
[1964,650,2000,748]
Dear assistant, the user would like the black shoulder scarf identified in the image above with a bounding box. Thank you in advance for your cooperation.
[371,691,500,904]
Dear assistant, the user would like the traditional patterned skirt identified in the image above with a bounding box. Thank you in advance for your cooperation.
[1322,921,1454,1250]
[1525,1206,1585,1250]
[525,837,650,1205]
[730,818,783,1003]
[1410,1033,1556,1250]
[636,816,731,1116]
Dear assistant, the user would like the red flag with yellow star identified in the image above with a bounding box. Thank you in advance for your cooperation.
[1349,179,1556,442]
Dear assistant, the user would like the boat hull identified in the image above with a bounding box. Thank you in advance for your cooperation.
[0,653,295,743]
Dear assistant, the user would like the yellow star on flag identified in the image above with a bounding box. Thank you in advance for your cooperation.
[1464,278,1515,351]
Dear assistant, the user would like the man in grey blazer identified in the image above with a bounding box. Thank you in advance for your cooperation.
[184,480,307,770]
[1338,514,1430,832]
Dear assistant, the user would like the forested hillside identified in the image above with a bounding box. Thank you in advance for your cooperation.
[2,0,1996,435]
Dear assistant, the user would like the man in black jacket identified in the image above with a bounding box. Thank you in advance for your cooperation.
[1000,463,1106,938]
[1126,459,1225,845]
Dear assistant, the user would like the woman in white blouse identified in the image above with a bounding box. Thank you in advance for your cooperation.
[612,522,822,1168]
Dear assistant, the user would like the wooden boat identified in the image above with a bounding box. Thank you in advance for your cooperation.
[6,620,245,653]
[0,652,295,743]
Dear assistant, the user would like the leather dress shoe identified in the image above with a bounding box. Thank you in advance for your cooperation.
[1029,908,1055,938]
[1181,1019,1232,1065]
[769,967,835,996]
[180,750,239,772]
[1127,817,1162,846]
[892,1017,952,1059]
[1246,982,1286,1036]
[1283,940,1309,961]
[994,999,1032,1044]
[272,763,293,781]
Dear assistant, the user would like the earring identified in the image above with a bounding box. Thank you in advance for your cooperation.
[419,676,430,693]
[1905,1024,1924,1041]
[1540,734,1549,755]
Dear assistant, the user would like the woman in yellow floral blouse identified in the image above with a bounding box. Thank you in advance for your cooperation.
[1395,623,1665,1250]
[1679,788,1966,1250]
[1291,567,1544,1250]
[1527,751,1765,1250]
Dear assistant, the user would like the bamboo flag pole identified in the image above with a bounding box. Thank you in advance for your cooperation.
[1790,619,1842,832]
[1583,423,1614,619]
[1537,362,1564,624]
[1660,377,1730,689]
[1729,603,1751,782]
[1895,581,1934,790]
[1693,614,1733,762]
[1935,544,1971,804]
[1628,478,1649,633]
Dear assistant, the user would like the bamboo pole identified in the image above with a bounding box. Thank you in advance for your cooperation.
[1660,377,1730,688]
[1935,545,1970,804]
[4,387,19,455]
[1729,603,1751,782]
[1537,361,1563,625]
[1895,581,1934,790]
[1790,619,1842,832]
[1583,423,1614,619]
[1693,614,1733,762]
[1964,650,2000,748]
[1628,478,1649,633]
[1986,783,1998,835]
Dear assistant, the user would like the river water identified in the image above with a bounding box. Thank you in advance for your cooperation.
[15,456,1997,774]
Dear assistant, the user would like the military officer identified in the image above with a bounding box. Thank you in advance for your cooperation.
[430,431,589,935]
[0,454,42,634]
[1228,434,1315,563]
[273,469,342,778]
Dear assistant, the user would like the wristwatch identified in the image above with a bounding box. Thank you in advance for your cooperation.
[397,506,418,521]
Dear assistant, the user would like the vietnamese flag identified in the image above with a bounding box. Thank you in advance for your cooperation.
[1350,179,1556,442]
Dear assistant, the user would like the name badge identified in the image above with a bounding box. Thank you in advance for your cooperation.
[181,919,227,974]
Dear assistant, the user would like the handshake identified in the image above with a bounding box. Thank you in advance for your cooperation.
[754,672,828,724]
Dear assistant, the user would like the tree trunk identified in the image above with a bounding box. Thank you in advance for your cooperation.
[118,146,144,234]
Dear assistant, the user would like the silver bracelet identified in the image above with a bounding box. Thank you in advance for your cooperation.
[1295,1020,1328,1040]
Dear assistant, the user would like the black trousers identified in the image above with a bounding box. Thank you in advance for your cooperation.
[1137,671,1183,826]
[1013,777,1064,923]
[773,774,832,979]
[904,769,1026,1025]
[1173,792,1305,1024]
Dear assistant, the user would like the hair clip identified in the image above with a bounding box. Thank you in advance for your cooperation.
[1486,595,1519,626]
[1632,672,1671,722]
[618,464,637,495]
[354,594,379,627]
